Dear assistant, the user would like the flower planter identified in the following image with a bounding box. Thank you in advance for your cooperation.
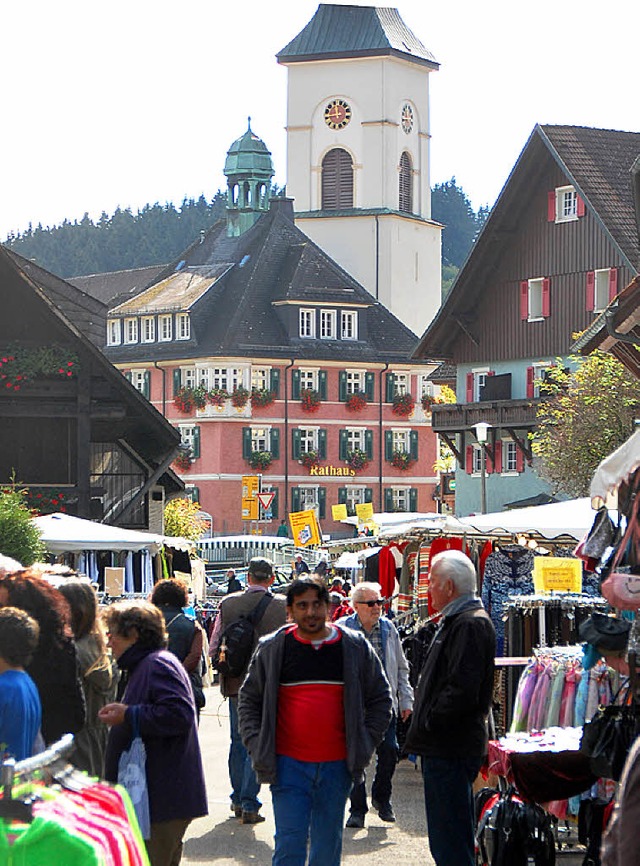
[248,451,273,470]
[300,451,319,469]
[346,393,367,412]
[390,450,414,470]
[300,389,321,413]
[392,394,415,417]
[251,389,276,409]
[345,449,369,471]
[230,387,250,409]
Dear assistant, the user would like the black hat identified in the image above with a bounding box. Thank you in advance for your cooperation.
[578,612,630,652]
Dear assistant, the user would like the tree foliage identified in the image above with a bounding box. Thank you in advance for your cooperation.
[431,177,489,270]
[0,487,46,566]
[164,497,207,542]
[531,351,640,498]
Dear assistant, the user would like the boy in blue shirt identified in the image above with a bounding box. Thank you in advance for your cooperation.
[0,607,42,760]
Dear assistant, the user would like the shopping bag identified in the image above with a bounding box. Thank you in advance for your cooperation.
[117,706,151,839]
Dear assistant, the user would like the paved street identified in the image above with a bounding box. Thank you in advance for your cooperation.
[181,684,435,865]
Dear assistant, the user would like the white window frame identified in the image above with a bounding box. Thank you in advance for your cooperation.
[299,308,316,338]
[390,487,411,512]
[472,367,490,402]
[531,362,550,399]
[320,309,336,340]
[124,317,138,344]
[528,278,544,322]
[471,444,483,475]
[346,370,365,395]
[391,371,410,396]
[130,370,148,394]
[107,319,121,346]
[341,310,358,341]
[251,426,272,453]
[299,486,320,513]
[251,366,270,391]
[299,427,319,453]
[555,185,578,223]
[175,313,190,341]
[179,424,198,452]
[420,375,436,400]
[158,314,173,342]
[391,429,410,453]
[502,440,518,474]
[141,316,155,343]
[299,368,319,391]
[594,268,611,313]
[346,427,366,452]
[182,367,197,389]
[345,486,367,510]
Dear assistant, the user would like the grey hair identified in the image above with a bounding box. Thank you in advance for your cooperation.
[430,550,477,595]
[350,581,382,605]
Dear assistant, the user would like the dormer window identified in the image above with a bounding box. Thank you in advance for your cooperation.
[107,319,121,346]
[159,314,172,342]
[176,313,190,340]
[320,309,336,339]
[341,311,358,340]
[141,316,155,343]
[299,309,316,338]
[124,317,138,344]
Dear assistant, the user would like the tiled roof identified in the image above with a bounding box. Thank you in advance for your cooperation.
[540,125,640,268]
[70,265,165,305]
[105,205,424,366]
[277,4,438,68]
[111,264,233,314]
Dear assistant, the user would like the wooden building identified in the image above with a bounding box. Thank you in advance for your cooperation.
[0,246,182,529]
[414,125,640,514]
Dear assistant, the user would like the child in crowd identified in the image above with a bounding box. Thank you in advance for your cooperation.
[0,606,42,760]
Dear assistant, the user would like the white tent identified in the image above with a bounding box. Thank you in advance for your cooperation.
[33,513,164,553]
[590,429,640,508]
[457,498,604,542]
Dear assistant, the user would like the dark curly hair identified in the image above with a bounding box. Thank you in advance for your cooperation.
[150,577,189,609]
[286,576,330,607]
[102,600,167,650]
[0,570,72,650]
[0,607,40,667]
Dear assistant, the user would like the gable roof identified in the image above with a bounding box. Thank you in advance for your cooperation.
[414,124,640,360]
[70,265,166,306]
[277,4,438,69]
[105,204,424,365]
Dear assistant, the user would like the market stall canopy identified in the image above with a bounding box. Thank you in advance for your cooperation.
[198,535,294,551]
[33,513,165,553]
[341,512,449,530]
[333,547,381,569]
[590,429,640,509]
[458,498,604,542]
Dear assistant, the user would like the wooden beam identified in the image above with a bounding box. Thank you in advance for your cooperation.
[439,432,462,465]
[504,427,533,463]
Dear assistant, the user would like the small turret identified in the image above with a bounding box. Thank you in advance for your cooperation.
[224,118,275,237]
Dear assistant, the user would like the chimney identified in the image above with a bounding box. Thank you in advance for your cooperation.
[269,195,295,221]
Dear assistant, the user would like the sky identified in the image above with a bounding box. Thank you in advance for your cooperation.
[1,0,639,240]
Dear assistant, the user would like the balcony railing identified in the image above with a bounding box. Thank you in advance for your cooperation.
[431,399,539,433]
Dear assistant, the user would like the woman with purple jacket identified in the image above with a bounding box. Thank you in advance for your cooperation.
[99,600,207,866]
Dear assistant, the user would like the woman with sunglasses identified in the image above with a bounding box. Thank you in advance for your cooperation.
[337,582,413,829]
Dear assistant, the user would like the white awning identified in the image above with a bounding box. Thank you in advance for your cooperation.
[590,429,640,508]
[33,513,165,553]
[458,498,605,542]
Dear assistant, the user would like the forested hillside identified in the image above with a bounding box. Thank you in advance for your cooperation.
[4,179,487,282]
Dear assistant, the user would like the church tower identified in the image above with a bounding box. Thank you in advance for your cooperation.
[224,120,274,237]
[277,4,443,335]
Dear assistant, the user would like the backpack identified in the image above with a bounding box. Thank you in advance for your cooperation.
[213,593,273,678]
[476,787,555,866]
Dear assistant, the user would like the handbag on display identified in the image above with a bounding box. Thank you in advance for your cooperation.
[600,490,640,610]
[580,684,640,781]
[578,612,631,652]
[582,506,616,559]
[117,706,151,839]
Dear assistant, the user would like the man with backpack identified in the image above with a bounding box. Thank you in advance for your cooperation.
[209,557,286,824]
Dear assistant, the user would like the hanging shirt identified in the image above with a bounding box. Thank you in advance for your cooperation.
[0,668,41,760]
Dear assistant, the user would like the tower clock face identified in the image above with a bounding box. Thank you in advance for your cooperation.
[324,99,352,130]
[401,103,414,134]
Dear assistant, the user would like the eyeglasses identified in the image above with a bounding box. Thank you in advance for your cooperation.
[358,599,383,608]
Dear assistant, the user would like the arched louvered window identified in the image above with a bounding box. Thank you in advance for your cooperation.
[399,151,413,213]
[321,148,353,210]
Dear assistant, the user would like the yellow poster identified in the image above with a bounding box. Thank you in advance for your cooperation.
[241,475,259,521]
[332,503,348,521]
[533,557,582,594]
[355,501,374,522]
[289,509,321,547]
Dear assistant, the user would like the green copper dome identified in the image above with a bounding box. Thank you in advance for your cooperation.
[224,119,274,179]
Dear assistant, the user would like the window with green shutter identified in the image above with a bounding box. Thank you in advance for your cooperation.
[143,371,150,400]
[318,487,326,519]
[365,372,375,401]
[242,427,252,459]
[339,371,347,402]
[270,368,281,398]
[338,487,347,504]
[291,487,301,513]
[291,369,301,400]
[365,430,373,460]
[365,488,373,503]
[384,430,393,461]
[318,429,327,459]
[270,428,280,459]
[192,427,201,459]
[318,370,327,400]
[409,488,418,511]
[292,429,301,460]
[173,368,182,396]
[410,430,418,461]
[385,372,396,402]
[339,430,348,460]
[384,489,394,511]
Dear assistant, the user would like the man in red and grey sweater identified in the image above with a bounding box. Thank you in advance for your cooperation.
[238,577,391,866]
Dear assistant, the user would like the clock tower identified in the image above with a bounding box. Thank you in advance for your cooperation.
[277,4,443,335]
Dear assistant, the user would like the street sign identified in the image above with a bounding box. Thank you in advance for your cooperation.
[257,491,275,511]
[242,475,259,521]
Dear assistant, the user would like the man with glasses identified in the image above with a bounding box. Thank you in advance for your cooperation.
[338,582,413,828]
[238,578,391,866]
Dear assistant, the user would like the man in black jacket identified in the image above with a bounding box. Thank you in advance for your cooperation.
[404,550,495,866]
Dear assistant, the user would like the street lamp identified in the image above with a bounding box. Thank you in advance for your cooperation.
[472,422,492,514]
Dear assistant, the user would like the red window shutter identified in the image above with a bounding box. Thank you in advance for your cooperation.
[577,195,586,217]
[465,445,473,474]
[494,441,503,473]
[526,366,535,399]
[547,191,556,222]
[541,278,551,317]
[608,268,618,302]
[585,271,595,312]
[520,281,529,320]
[488,370,495,377]
[516,449,525,473]
[466,373,474,402]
